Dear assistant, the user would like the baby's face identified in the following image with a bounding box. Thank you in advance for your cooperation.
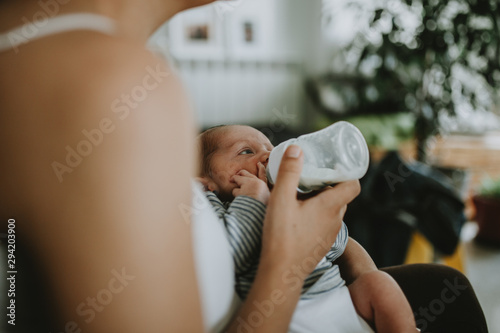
[208,126,273,201]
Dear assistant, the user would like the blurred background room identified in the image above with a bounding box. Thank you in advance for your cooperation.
[148,0,500,330]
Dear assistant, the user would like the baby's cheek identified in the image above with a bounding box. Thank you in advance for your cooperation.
[213,169,231,184]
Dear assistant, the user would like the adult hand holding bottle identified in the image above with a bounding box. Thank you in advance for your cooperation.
[226,145,361,332]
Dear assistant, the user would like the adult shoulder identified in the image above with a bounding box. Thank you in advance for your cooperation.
[50,32,189,124]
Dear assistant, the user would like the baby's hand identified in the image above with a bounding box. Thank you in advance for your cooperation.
[232,163,270,205]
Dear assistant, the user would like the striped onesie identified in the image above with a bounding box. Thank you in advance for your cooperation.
[205,192,349,300]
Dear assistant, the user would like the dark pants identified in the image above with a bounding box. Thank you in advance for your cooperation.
[382,264,488,333]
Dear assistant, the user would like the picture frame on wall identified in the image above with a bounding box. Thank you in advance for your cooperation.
[186,23,210,42]
[243,21,255,44]
[166,0,278,61]
[167,6,225,59]
[226,15,268,59]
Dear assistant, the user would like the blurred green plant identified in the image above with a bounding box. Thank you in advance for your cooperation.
[322,0,500,160]
[315,112,415,149]
[478,177,500,199]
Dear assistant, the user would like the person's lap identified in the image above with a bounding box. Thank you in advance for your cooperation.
[382,264,488,333]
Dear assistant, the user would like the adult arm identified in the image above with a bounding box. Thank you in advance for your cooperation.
[29,39,204,333]
[226,147,361,332]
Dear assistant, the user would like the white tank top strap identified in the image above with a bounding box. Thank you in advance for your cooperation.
[0,13,116,53]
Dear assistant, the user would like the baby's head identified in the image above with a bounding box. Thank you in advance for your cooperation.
[198,125,273,201]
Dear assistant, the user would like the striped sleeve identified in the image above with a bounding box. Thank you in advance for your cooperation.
[205,191,227,215]
[204,192,266,275]
[325,222,349,262]
[300,222,349,298]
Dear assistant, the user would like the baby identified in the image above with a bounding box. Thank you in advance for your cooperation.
[197,124,418,333]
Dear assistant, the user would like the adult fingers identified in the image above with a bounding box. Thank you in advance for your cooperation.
[270,145,303,203]
[307,180,361,211]
[332,180,361,204]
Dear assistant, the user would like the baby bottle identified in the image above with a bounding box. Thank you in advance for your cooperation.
[266,121,370,193]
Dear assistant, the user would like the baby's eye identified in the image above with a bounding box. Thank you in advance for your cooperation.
[239,149,254,155]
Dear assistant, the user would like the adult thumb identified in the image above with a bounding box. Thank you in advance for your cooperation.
[271,145,303,201]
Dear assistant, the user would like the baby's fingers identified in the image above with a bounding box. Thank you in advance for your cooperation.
[232,187,242,197]
[232,173,251,186]
[236,169,254,178]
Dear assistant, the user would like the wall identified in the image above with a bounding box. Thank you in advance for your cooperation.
[149,0,326,130]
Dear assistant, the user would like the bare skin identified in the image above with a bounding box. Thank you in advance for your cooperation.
[200,125,272,202]
[0,16,203,333]
[338,239,419,333]
[201,125,418,332]
[0,1,361,332]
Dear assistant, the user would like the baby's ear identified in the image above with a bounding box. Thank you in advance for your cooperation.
[196,176,219,192]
